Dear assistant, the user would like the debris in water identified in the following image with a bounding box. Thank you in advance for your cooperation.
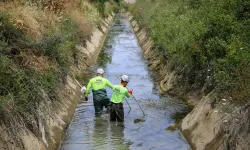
[165,124,178,131]
[147,103,157,107]
[134,118,145,123]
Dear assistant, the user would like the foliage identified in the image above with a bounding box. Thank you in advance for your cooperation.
[130,0,250,101]
[120,1,129,11]
[0,11,26,46]
[0,54,58,118]
[90,0,119,17]
[103,1,119,17]
[0,0,106,124]
[0,12,58,117]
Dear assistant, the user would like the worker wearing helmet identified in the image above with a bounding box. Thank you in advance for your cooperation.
[85,68,114,116]
[110,75,132,122]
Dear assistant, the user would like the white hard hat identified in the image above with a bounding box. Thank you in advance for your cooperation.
[121,75,129,82]
[97,68,104,74]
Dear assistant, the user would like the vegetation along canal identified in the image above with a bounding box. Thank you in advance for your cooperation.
[59,13,191,150]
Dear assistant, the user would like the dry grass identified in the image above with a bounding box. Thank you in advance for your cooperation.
[70,10,93,41]
[226,103,250,149]
[218,101,250,149]
[0,0,106,148]
[20,50,57,73]
[0,1,20,10]
[0,0,100,41]
[42,0,67,13]
[0,1,60,40]
[8,6,59,40]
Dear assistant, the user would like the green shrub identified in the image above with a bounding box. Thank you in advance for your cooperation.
[120,2,129,11]
[37,14,84,69]
[90,0,119,17]
[0,10,75,121]
[0,54,59,119]
[0,0,108,138]
[131,0,250,101]
[0,11,26,47]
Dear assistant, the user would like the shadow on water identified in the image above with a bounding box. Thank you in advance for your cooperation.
[60,13,191,150]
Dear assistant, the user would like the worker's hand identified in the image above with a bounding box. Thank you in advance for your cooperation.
[128,90,133,95]
[85,96,88,101]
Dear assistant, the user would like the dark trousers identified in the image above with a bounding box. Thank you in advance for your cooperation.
[110,102,124,122]
[94,100,110,116]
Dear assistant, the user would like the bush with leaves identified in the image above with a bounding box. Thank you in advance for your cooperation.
[130,0,250,101]
[0,2,95,125]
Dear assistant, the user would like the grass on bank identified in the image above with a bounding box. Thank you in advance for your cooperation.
[0,0,118,141]
[127,0,250,148]
[128,0,250,102]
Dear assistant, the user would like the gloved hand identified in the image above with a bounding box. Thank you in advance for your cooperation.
[128,90,133,95]
[85,96,88,101]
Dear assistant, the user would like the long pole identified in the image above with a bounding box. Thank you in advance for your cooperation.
[74,78,83,88]
[114,73,145,116]
[131,94,145,116]
[125,98,132,111]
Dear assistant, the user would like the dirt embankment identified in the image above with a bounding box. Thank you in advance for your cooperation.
[125,11,250,150]
[0,6,115,149]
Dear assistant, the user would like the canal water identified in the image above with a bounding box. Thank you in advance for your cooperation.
[59,14,191,150]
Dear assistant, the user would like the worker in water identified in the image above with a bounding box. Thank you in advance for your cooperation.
[110,75,132,122]
[85,68,113,116]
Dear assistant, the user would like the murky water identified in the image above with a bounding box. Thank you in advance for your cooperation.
[60,14,191,150]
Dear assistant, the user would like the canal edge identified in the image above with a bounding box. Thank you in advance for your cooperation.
[54,12,116,150]
[123,10,193,149]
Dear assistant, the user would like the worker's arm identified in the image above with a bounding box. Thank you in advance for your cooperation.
[85,79,92,97]
[125,89,131,98]
[106,79,114,89]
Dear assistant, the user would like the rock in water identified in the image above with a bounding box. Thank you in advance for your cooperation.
[165,124,178,131]
[134,118,145,123]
